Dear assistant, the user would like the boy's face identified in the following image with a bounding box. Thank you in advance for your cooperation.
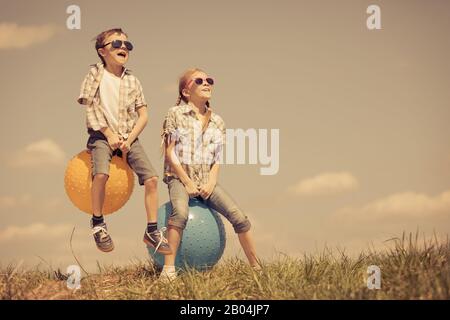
[98,32,130,67]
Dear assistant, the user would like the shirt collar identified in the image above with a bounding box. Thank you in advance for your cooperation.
[92,62,132,78]
[180,102,210,114]
[179,102,219,126]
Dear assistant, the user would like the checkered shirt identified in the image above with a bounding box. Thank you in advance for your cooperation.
[161,103,226,187]
[77,63,147,140]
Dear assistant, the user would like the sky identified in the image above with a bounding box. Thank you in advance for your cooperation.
[0,0,449,272]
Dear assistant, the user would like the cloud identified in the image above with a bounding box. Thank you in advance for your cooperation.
[9,139,66,168]
[0,23,58,49]
[332,190,450,222]
[0,223,72,243]
[289,171,359,196]
[0,194,32,208]
[0,194,64,222]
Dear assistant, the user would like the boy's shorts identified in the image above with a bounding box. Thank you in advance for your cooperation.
[86,129,158,185]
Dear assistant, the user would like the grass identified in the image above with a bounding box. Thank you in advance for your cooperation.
[1,232,449,300]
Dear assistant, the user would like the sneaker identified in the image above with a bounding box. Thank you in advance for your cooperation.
[91,222,114,252]
[159,266,178,283]
[143,227,172,255]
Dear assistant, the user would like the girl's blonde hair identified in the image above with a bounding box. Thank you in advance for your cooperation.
[176,68,211,109]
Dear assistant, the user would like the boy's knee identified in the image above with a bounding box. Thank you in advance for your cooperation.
[93,173,109,182]
[144,176,158,191]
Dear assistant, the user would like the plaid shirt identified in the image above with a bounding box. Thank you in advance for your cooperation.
[161,103,226,187]
[77,63,147,140]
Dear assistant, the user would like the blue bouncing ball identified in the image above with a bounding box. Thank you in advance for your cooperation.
[148,198,226,271]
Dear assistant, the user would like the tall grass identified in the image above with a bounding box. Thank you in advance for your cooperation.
[1,232,449,299]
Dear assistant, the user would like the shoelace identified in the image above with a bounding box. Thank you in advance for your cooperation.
[92,225,109,241]
[151,227,168,254]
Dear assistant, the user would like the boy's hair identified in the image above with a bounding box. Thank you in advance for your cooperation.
[176,68,211,108]
[93,28,128,65]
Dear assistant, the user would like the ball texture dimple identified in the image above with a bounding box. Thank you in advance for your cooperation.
[148,198,226,271]
[64,150,134,215]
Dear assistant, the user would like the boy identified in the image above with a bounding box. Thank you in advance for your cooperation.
[77,28,171,255]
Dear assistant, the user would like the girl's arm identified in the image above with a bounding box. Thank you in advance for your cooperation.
[165,139,199,197]
[208,163,219,185]
[199,122,224,199]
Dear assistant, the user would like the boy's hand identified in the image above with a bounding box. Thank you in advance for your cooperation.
[119,139,131,153]
[185,181,200,198]
[199,180,216,200]
[107,133,122,150]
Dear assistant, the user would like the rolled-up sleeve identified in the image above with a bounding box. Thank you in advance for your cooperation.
[77,71,95,105]
[77,67,108,130]
[161,110,177,145]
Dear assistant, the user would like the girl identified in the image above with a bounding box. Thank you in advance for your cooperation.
[160,68,260,281]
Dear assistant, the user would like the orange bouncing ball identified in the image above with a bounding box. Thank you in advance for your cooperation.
[64,150,134,215]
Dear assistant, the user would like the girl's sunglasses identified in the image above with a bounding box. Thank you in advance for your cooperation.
[101,40,134,51]
[191,77,215,86]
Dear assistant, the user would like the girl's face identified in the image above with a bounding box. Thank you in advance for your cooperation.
[185,71,213,101]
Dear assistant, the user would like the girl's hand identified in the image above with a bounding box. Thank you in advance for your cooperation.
[107,133,122,150]
[119,139,131,153]
[199,180,216,200]
[185,181,200,197]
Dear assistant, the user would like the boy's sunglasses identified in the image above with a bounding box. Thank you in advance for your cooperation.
[189,77,215,86]
[100,40,134,51]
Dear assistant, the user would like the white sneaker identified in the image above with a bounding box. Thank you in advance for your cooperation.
[159,266,177,283]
